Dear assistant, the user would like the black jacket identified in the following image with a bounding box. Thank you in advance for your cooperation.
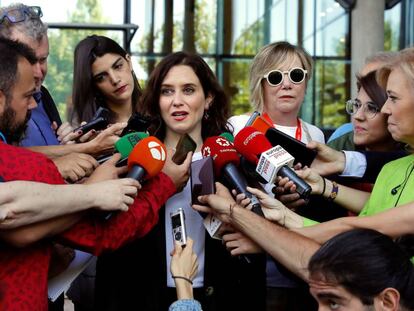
[95,206,266,311]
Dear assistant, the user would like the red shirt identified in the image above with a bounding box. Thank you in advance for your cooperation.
[0,142,176,311]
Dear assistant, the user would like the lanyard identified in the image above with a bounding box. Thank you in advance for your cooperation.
[262,113,302,141]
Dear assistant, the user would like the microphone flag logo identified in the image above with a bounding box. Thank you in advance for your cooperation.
[215,137,231,147]
[148,141,166,161]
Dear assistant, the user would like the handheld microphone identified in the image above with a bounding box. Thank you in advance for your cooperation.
[73,107,110,134]
[127,136,167,181]
[96,132,149,165]
[219,132,235,143]
[201,136,264,216]
[234,127,312,200]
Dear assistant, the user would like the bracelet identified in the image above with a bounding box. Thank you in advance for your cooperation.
[321,177,326,196]
[229,202,237,217]
[327,181,339,202]
[172,275,193,285]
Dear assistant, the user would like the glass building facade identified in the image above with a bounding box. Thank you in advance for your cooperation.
[0,0,412,131]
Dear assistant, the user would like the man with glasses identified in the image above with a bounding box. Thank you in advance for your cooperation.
[0,3,123,183]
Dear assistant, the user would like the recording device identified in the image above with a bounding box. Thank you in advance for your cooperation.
[120,113,153,136]
[127,136,167,181]
[73,107,110,134]
[234,127,312,200]
[246,113,317,167]
[96,132,149,166]
[172,133,197,164]
[201,136,264,217]
[191,156,215,207]
[170,208,187,246]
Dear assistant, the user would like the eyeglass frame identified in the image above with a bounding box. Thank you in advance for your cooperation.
[0,6,43,25]
[345,99,381,119]
[262,67,308,87]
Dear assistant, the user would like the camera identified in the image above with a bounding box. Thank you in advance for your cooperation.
[170,208,187,246]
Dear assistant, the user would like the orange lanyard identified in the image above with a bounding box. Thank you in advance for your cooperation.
[262,113,302,141]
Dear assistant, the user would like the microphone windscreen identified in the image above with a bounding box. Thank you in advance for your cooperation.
[128,136,167,178]
[115,132,149,159]
[234,126,272,164]
[251,116,272,134]
[219,132,234,143]
[201,136,240,177]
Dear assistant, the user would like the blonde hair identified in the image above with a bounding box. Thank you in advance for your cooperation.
[249,41,313,112]
[377,48,414,89]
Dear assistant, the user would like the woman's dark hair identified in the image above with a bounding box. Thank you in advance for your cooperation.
[309,229,414,310]
[71,35,142,124]
[138,51,231,140]
[356,70,387,110]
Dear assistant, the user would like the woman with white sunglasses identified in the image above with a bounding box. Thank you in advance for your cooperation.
[229,41,324,145]
[228,41,324,311]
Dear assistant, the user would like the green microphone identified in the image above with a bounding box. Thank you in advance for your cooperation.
[219,132,234,143]
[97,132,149,164]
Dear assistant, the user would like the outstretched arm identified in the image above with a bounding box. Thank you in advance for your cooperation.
[294,201,414,244]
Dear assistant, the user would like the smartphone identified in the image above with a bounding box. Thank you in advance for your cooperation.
[73,107,110,134]
[191,157,215,218]
[172,133,197,164]
[170,208,187,246]
[265,127,317,167]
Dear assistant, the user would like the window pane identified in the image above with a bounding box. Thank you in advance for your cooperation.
[194,0,217,53]
[384,2,401,51]
[222,59,252,115]
[0,0,124,23]
[304,59,349,128]
[269,0,298,44]
[303,0,347,57]
[231,0,265,54]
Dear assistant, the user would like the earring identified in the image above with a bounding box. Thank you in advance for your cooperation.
[203,110,210,120]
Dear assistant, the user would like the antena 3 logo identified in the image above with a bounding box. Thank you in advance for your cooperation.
[148,141,166,161]
[215,137,231,147]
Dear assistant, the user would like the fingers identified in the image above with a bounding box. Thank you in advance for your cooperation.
[192,204,212,214]
[245,186,268,199]
[107,153,122,165]
[78,129,97,143]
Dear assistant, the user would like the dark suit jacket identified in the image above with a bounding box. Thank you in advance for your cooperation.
[94,206,266,311]
[41,86,62,128]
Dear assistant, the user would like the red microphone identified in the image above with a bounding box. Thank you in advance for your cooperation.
[234,126,272,164]
[127,136,167,181]
[234,127,312,199]
[202,136,263,216]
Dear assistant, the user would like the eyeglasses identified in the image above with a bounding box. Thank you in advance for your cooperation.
[345,99,380,119]
[263,67,308,87]
[0,6,43,25]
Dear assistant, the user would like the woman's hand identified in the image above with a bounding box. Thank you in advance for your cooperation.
[85,153,128,184]
[307,141,346,176]
[170,238,198,300]
[85,122,127,156]
[246,186,289,223]
[295,166,325,195]
[193,182,235,224]
[222,232,263,256]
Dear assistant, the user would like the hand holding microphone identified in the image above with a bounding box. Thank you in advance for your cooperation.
[127,136,167,182]
[201,136,264,216]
